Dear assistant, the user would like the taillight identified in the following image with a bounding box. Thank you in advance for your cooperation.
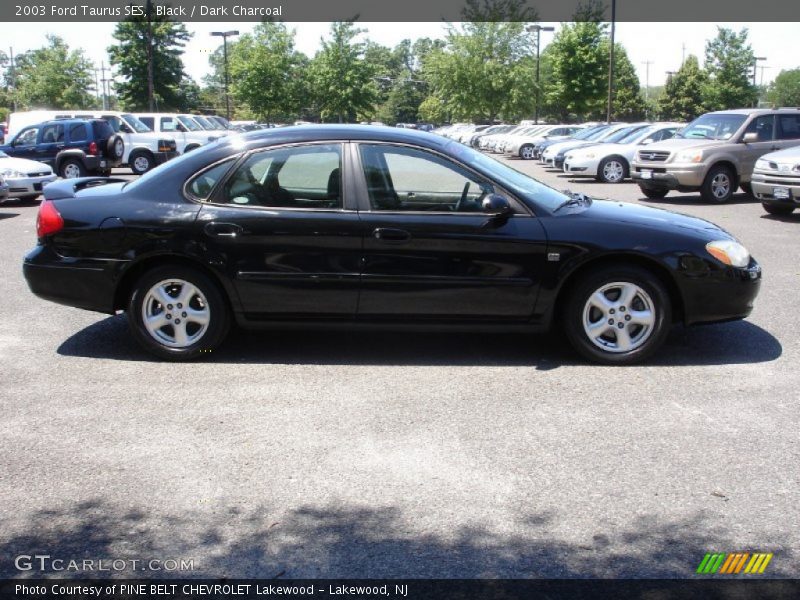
[89,141,98,155]
[36,200,64,238]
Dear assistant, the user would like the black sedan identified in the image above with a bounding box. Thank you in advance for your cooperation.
[23,125,762,364]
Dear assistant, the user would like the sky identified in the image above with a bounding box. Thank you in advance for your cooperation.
[2,21,797,90]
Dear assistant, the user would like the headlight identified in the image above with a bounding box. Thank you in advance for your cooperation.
[0,168,25,178]
[583,153,596,159]
[755,159,770,170]
[706,240,750,268]
[676,150,703,163]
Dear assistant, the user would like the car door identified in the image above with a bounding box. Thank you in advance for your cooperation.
[740,115,780,177]
[353,142,549,321]
[33,122,65,167]
[194,142,363,319]
[6,127,39,160]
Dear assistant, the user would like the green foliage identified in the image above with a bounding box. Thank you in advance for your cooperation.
[228,22,308,122]
[606,44,647,121]
[703,27,758,110]
[12,35,96,109]
[544,21,608,120]
[108,8,192,111]
[657,55,709,121]
[766,68,800,108]
[309,22,378,123]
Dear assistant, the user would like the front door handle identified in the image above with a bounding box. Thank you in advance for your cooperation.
[204,222,243,238]
[373,227,411,242]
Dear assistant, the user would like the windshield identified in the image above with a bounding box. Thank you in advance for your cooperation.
[122,114,152,133]
[193,116,216,130]
[679,114,747,140]
[602,125,647,143]
[177,116,202,131]
[446,140,568,212]
[617,126,655,144]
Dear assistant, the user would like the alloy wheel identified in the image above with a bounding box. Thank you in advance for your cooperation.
[582,281,656,353]
[141,279,210,348]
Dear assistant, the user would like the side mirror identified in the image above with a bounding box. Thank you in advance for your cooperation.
[640,138,654,145]
[120,124,133,134]
[177,124,187,132]
[741,132,758,143]
[482,194,513,215]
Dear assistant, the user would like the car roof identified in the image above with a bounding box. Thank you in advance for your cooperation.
[708,108,800,116]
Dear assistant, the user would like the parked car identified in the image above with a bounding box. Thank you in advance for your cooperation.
[24,125,761,365]
[563,123,683,183]
[0,118,123,178]
[0,150,57,201]
[469,124,514,148]
[536,124,612,161]
[0,174,8,202]
[750,146,800,215]
[7,110,179,175]
[135,113,222,157]
[631,108,800,203]
[542,123,649,169]
[505,125,584,159]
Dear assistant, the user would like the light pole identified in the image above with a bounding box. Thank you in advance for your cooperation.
[606,0,617,124]
[211,30,240,120]
[641,60,653,119]
[526,24,554,124]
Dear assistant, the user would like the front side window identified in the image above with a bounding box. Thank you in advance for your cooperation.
[219,144,342,209]
[138,117,155,129]
[744,116,775,141]
[359,144,491,212]
[177,116,202,131]
[15,128,39,146]
[160,117,177,132]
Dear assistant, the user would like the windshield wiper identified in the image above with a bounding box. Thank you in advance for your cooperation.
[554,192,592,213]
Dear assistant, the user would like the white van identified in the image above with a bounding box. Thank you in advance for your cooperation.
[134,113,222,155]
[6,110,178,175]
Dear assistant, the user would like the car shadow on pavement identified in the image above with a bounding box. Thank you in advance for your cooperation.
[638,193,758,206]
[0,212,19,221]
[56,315,781,368]
[761,212,800,223]
[0,500,794,578]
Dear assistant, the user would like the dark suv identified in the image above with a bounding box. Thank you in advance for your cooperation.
[0,119,123,178]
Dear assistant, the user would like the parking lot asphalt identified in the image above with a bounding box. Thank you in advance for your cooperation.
[0,161,797,579]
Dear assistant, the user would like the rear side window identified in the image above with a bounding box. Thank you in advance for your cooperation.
[777,115,800,140]
[68,123,88,142]
[92,120,115,139]
[187,159,236,200]
[41,123,65,143]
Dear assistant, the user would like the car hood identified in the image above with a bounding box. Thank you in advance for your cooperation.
[757,146,800,164]
[569,198,732,239]
[0,156,53,173]
[569,142,635,158]
[640,138,721,152]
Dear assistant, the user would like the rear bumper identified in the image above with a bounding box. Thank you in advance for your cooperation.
[23,245,119,314]
[82,155,119,172]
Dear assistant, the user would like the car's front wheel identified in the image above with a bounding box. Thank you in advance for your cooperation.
[701,165,735,203]
[598,156,628,183]
[762,203,795,216]
[564,266,672,365]
[128,266,230,361]
[519,145,535,160]
[129,151,154,176]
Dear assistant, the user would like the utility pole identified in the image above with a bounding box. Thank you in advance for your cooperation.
[9,46,17,111]
[606,0,616,124]
[681,43,686,65]
[146,0,154,111]
[641,60,653,118]
[525,24,555,124]
[94,68,101,107]
[100,62,109,110]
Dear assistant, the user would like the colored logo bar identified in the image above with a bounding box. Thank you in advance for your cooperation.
[696,553,773,574]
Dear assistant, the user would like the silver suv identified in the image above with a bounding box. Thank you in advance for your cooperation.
[631,108,800,203]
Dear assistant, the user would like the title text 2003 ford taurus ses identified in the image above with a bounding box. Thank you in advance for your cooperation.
[23,126,762,365]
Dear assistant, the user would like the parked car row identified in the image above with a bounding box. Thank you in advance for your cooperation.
[437,108,800,213]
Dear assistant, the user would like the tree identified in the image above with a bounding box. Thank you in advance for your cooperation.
[309,22,378,123]
[703,27,757,110]
[227,22,308,122]
[657,55,709,121]
[544,21,608,120]
[605,44,647,121]
[108,8,192,111]
[12,35,95,109]
[766,68,800,108]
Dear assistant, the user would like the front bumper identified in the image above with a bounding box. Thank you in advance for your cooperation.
[631,162,706,189]
[0,183,8,201]
[6,174,58,198]
[153,150,179,166]
[681,258,762,326]
[751,171,800,207]
[563,156,598,175]
[23,245,120,314]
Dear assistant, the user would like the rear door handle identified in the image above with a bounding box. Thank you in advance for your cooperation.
[204,222,244,238]
[373,227,411,242]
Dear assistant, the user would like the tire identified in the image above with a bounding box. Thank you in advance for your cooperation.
[597,156,628,183]
[19,195,41,204]
[639,186,668,200]
[129,150,154,176]
[740,182,753,196]
[701,165,735,204]
[563,265,672,365]
[519,145,535,160]
[107,135,125,161]
[59,159,86,179]
[127,265,230,361]
[762,203,795,216]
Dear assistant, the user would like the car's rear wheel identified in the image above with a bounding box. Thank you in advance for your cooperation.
[701,165,735,203]
[762,203,795,216]
[598,156,628,183]
[129,151,153,175]
[128,266,230,361]
[564,266,672,365]
[639,186,668,199]
[519,145,535,160]
[60,159,86,179]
